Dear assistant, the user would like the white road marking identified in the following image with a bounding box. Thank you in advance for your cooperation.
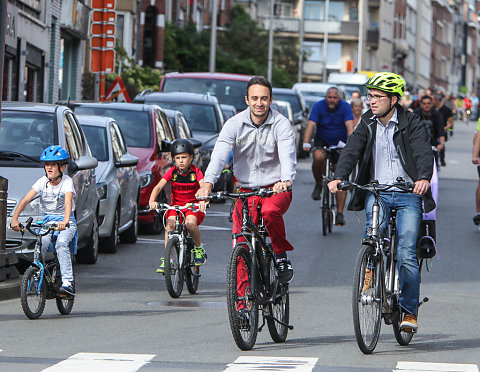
[206,211,232,217]
[136,238,165,244]
[395,361,479,372]
[200,225,232,231]
[224,356,318,372]
[42,353,155,372]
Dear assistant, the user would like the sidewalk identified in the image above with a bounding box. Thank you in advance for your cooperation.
[0,276,21,301]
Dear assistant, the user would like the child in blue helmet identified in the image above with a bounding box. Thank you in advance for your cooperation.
[11,145,77,295]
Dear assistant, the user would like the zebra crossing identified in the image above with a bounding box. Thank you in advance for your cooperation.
[25,353,478,372]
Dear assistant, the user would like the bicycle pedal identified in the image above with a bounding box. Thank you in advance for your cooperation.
[401,328,417,334]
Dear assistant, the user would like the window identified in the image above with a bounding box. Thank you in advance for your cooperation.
[274,2,293,17]
[303,41,342,69]
[63,115,80,160]
[66,113,85,156]
[109,125,123,163]
[304,1,345,21]
[179,115,192,138]
[82,125,108,162]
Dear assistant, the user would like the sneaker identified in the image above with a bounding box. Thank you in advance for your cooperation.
[59,282,75,296]
[400,313,418,332]
[440,160,446,167]
[192,245,206,266]
[473,213,480,226]
[362,268,374,292]
[156,257,165,274]
[276,257,294,283]
[311,184,322,200]
[335,212,345,226]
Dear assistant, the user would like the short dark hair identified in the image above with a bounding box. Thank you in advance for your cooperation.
[246,76,272,98]
[420,95,433,103]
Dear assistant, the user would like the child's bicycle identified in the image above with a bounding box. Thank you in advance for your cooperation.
[19,217,75,319]
[155,203,203,298]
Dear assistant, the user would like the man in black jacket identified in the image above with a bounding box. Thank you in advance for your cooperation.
[328,72,435,333]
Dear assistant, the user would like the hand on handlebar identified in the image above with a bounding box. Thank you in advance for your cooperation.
[57,221,69,231]
[10,218,21,231]
[302,142,312,152]
[272,181,292,195]
[148,201,158,211]
[328,179,343,193]
[413,179,430,195]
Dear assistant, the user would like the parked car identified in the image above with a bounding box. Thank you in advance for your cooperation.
[162,108,206,172]
[63,102,176,234]
[273,100,304,158]
[133,92,224,169]
[220,104,237,121]
[1,102,99,267]
[291,82,331,99]
[77,115,141,253]
[272,88,309,158]
[159,72,252,112]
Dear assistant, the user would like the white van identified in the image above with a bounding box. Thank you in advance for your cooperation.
[327,72,369,98]
[291,82,332,98]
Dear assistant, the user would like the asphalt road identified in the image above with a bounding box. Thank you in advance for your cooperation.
[0,119,479,372]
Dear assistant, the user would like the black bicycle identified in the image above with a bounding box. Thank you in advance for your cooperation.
[199,189,293,350]
[155,203,202,298]
[314,145,342,235]
[339,180,430,354]
[19,217,75,319]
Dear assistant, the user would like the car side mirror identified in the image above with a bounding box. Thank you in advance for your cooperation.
[116,154,139,167]
[160,140,171,153]
[189,138,202,149]
[68,155,98,174]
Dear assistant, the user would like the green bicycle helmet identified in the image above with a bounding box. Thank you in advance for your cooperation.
[365,72,405,97]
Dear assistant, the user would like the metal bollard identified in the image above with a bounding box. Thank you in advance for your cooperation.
[0,176,19,281]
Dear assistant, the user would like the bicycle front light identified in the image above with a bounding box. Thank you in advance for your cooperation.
[139,171,153,189]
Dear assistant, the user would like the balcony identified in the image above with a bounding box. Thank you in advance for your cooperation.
[304,20,359,36]
[303,61,324,75]
[366,29,379,48]
[259,17,300,33]
[60,0,90,39]
[368,0,380,7]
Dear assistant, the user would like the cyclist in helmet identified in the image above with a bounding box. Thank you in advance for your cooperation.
[11,145,77,296]
[149,139,208,273]
[328,72,435,332]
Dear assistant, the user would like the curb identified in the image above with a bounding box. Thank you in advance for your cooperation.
[0,277,21,301]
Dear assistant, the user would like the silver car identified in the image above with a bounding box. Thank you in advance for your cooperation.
[77,115,140,254]
[1,102,99,266]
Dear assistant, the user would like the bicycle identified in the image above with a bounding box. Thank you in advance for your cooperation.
[199,188,293,351]
[313,145,342,235]
[338,180,430,354]
[155,203,203,298]
[18,217,75,320]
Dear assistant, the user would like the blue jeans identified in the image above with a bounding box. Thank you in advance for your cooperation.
[364,192,422,315]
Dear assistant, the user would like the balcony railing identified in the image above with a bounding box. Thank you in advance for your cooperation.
[303,61,324,75]
[259,17,300,33]
[258,17,359,36]
[366,29,379,47]
[368,0,380,7]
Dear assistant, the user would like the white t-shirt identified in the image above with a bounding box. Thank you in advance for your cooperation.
[32,175,76,215]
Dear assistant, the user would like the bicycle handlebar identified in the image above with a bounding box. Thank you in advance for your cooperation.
[338,180,414,193]
[154,203,202,213]
[197,186,291,201]
[19,217,70,237]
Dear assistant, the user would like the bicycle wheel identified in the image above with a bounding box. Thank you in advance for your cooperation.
[54,264,75,315]
[321,183,330,236]
[226,242,259,350]
[352,244,382,354]
[266,256,289,342]
[392,277,414,346]
[20,266,47,319]
[185,243,200,294]
[164,236,185,298]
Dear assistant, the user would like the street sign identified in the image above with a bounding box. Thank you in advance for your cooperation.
[91,36,115,49]
[91,23,115,36]
[105,76,131,102]
[92,10,116,23]
[90,49,115,73]
[91,0,115,9]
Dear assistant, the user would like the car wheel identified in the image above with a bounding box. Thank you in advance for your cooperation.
[101,207,119,253]
[76,212,99,264]
[120,201,138,243]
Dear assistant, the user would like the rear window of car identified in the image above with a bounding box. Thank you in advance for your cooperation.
[162,78,248,112]
[272,93,301,113]
[73,107,152,148]
[149,102,218,133]
[81,125,108,162]
[0,111,57,158]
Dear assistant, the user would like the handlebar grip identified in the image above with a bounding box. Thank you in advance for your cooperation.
[337,181,351,191]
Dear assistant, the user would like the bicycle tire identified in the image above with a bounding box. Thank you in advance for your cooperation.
[226,242,259,350]
[352,244,382,354]
[266,257,289,342]
[54,263,75,315]
[328,209,334,233]
[392,278,414,346]
[20,266,47,319]
[185,243,199,294]
[164,236,185,298]
[322,183,330,236]
[322,207,329,236]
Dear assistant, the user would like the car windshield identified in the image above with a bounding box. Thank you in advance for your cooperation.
[73,107,152,148]
[272,93,302,113]
[152,102,218,133]
[163,78,248,112]
[0,111,56,161]
[81,125,108,162]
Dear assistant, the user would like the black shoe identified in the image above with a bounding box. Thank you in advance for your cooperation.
[335,212,345,226]
[59,283,75,296]
[276,258,294,283]
[311,184,322,200]
[474,213,480,226]
[440,160,446,166]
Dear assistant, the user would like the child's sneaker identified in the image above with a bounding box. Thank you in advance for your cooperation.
[192,245,206,266]
[156,257,165,274]
[59,281,75,296]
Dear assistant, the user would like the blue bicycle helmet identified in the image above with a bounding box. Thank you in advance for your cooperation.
[40,145,70,163]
